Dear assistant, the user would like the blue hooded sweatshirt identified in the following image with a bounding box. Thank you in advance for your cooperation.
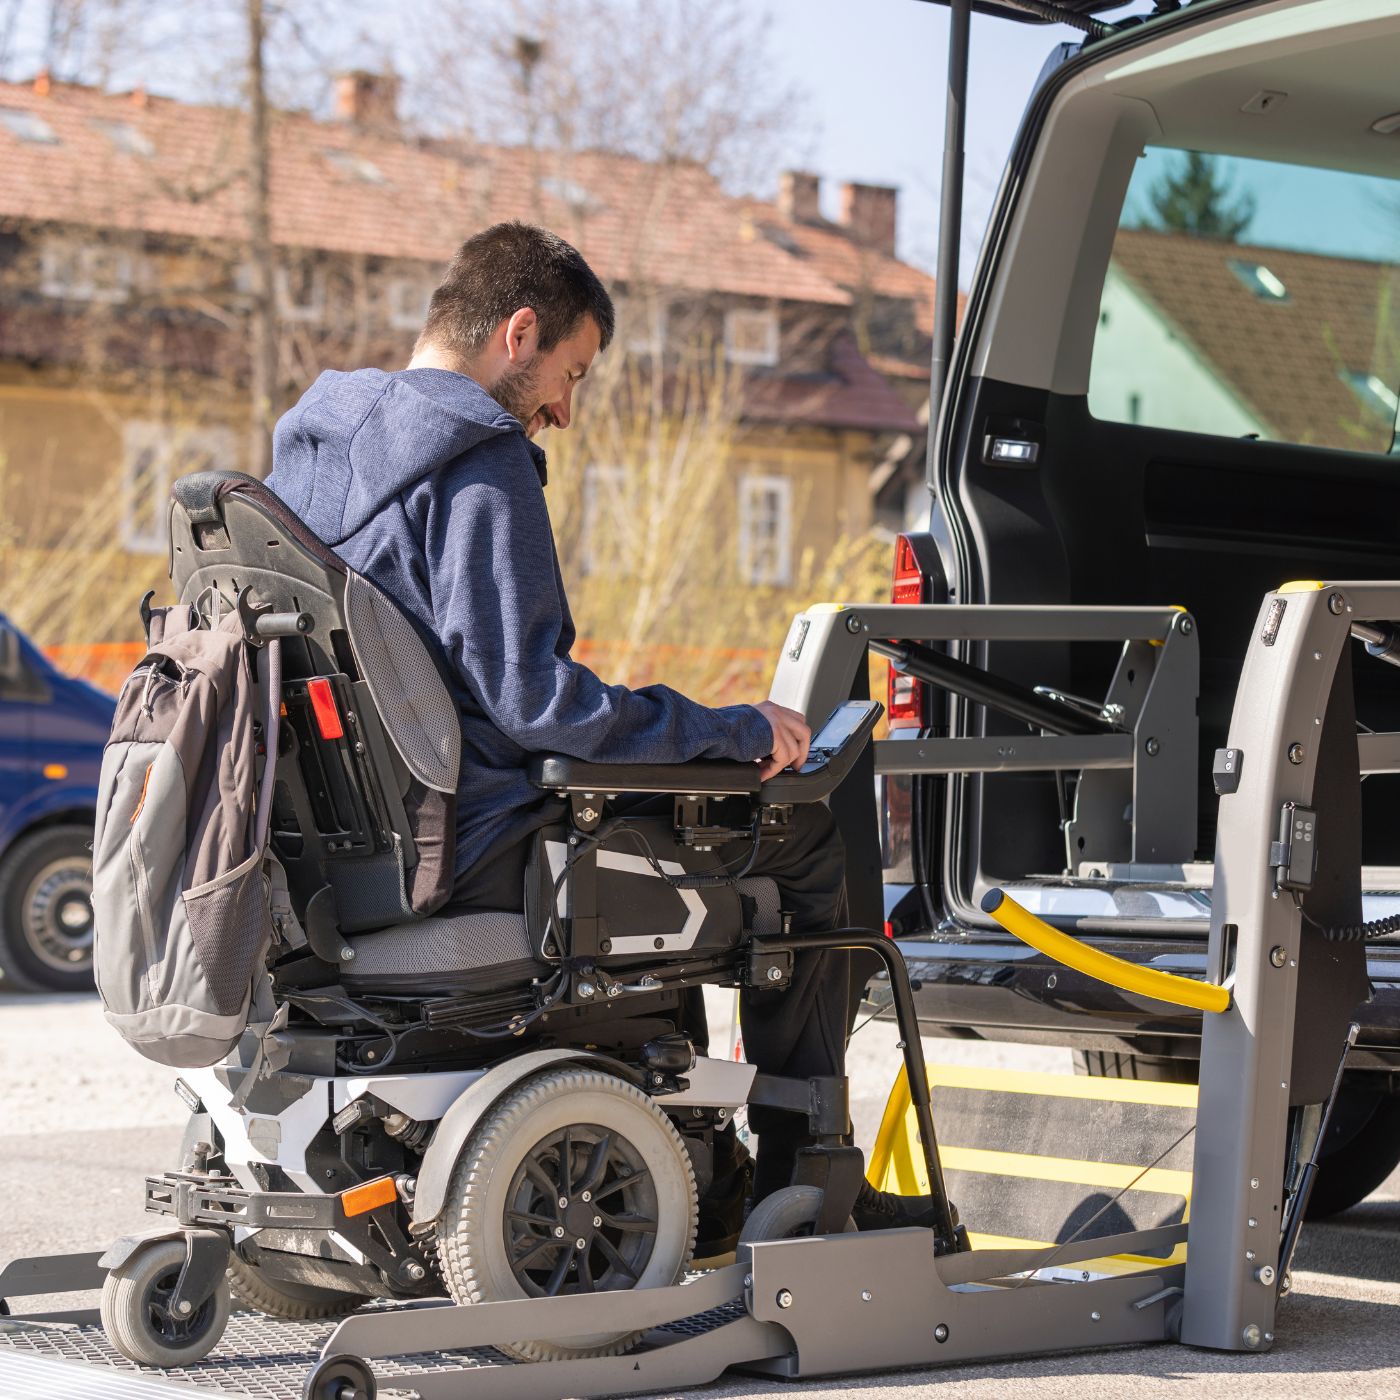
[267,366,774,881]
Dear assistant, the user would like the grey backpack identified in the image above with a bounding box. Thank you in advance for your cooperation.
[92,604,282,1068]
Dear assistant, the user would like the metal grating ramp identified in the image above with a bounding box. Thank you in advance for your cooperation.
[0,1304,509,1398]
[0,1274,745,1397]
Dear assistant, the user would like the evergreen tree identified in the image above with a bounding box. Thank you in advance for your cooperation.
[1144,152,1256,241]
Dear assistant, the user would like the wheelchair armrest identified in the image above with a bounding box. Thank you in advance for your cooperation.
[528,754,762,797]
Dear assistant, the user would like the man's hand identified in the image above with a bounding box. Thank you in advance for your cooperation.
[754,700,811,781]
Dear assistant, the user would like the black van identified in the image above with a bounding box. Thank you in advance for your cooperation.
[884,0,1400,1215]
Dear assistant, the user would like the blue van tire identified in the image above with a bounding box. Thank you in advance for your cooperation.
[0,825,96,993]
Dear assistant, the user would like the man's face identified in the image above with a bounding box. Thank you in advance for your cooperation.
[491,314,602,439]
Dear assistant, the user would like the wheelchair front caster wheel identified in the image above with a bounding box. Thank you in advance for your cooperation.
[304,1352,377,1400]
[739,1185,856,1242]
[99,1237,231,1367]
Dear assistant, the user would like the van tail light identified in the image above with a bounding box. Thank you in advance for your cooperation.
[306,677,344,740]
[887,534,926,729]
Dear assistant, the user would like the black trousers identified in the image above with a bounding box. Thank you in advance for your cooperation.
[453,802,850,1199]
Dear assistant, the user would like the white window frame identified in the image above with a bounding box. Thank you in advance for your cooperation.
[122,422,237,554]
[385,273,434,332]
[724,306,779,367]
[275,262,327,323]
[581,464,629,577]
[738,473,792,586]
[39,237,135,303]
[617,294,668,358]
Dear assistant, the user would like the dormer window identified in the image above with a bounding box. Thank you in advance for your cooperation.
[325,148,386,185]
[724,307,779,367]
[1228,259,1289,302]
[91,118,154,156]
[0,107,58,144]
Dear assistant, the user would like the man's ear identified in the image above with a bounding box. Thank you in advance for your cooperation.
[504,307,539,363]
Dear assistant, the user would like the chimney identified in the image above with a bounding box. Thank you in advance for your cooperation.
[335,70,400,132]
[839,181,898,256]
[778,170,821,224]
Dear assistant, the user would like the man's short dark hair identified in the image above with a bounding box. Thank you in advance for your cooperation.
[418,222,614,361]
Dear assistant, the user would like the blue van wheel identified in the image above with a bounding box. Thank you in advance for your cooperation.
[0,825,95,993]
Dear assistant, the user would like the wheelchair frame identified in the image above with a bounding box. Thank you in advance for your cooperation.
[1,579,1389,1398]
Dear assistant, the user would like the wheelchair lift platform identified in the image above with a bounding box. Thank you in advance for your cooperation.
[1,577,1390,1398]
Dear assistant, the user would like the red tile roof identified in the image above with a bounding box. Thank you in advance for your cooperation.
[0,76,936,435]
[744,332,921,434]
[1111,228,1400,453]
[0,77,936,312]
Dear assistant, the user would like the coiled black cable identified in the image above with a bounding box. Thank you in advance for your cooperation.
[1295,896,1400,943]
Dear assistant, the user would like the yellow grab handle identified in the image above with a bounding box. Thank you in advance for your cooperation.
[981,888,1230,1015]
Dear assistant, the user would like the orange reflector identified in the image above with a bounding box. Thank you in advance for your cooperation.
[43,763,69,780]
[341,1177,397,1217]
[307,678,344,740]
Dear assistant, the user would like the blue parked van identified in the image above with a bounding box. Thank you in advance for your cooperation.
[0,614,113,991]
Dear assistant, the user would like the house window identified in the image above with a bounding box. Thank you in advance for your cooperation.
[40,238,135,303]
[738,473,792,586]
[385,274,434,332]
[581,465,629,577]
[724,307,779,367]
[122,422,237,554]
[275,262,326,323]
[617,295,668,358]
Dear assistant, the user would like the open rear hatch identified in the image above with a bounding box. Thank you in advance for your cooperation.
[887,0,1400,937]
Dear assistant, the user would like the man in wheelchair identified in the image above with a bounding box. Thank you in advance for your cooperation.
[264,222,937,1242]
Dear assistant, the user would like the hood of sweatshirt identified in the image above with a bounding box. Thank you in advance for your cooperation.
[267,366,546,546]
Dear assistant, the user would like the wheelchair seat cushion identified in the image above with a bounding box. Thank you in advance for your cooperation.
[341,908,542,995]
[338,876,784,997]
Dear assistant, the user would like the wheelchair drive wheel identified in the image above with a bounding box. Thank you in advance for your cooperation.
[100,1237,231,1367]
[437,1065,698,1363]
[739,1184,856,1242]
[226,1253,370,1321]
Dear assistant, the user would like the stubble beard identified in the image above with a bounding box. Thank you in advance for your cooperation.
[490,357,544,433]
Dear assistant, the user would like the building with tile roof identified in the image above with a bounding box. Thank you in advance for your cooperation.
[0,70,936,639]
[1091,228,1400,454]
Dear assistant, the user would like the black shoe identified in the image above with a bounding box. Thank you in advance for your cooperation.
[851,1180,962,1238]
[693,1130,754,1259]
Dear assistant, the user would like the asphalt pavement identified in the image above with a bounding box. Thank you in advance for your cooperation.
[2,989,1398,1399]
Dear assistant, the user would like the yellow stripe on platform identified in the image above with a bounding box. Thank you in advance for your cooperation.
[966,1233,1187,1272]
[940,1146,1192,1197]
[868,1064,1197,1200]
[924,1062,1198,1108]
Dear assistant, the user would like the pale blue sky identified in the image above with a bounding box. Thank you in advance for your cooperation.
[762,0,1133,270]
[1127,148,1400,264]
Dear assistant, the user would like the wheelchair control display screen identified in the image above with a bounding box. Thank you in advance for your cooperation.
[799,700,881,772]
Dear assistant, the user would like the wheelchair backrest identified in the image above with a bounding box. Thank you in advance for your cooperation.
[167,470,459,935]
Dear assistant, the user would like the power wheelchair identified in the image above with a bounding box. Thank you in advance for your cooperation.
[98,471,956,1370]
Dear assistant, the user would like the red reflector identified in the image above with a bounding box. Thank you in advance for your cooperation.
[883,921,895,940]
[307,678,344,740]
[888,534,925,727]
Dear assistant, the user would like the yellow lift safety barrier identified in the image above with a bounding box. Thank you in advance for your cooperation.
[980,888,1232,1015]
[868,1062,1196,1274]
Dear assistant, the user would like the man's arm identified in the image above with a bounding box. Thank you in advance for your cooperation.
[421,444,788,768]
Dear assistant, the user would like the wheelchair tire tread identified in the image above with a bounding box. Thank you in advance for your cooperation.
[436,1065,698,1363]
